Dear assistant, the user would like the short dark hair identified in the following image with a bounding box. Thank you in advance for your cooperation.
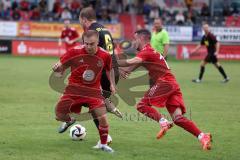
[135,29,151,40]
[82,30,99,41]
[80,7,96,21]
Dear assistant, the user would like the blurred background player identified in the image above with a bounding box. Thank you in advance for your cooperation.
[191,23,230,83]
[79,7,122,118]
[53,30,115,153]
[59,18,80,51]
[150,18,170,59]
[118,29,212,150]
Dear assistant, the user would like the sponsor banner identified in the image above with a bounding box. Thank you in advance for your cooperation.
[12,40,66,56]
[156,0,209,11]
[0,40,12,54]
[211,27,240,42]
[177,44,240,60]
[193,27,240,42]
[105,24,122,39]
[17,22,122,39]
[17,22,83,38]
[0,21,18,36]
[166,26,193,41]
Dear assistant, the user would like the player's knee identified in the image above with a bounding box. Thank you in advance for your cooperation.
[55,99,73,122]
[172,114,184,125]
[136,102,146,111]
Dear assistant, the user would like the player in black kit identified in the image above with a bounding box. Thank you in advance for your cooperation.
[191,23,229,83]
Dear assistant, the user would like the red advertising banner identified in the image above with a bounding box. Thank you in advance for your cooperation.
[177,44,240,60]
[12,40,66,56]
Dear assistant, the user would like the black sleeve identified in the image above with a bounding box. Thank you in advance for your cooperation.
[200,36,205,45]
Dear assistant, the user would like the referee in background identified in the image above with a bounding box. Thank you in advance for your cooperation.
[191,23,229,83]
[150,18,170,59]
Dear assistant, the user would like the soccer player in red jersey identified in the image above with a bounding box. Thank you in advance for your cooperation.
[53,30,115,153]
[118,29,212,150]
[59,19,80,51]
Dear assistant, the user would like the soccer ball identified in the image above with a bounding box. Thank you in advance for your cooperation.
[69,124,87,141]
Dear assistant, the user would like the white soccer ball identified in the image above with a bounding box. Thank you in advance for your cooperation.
[69,124,87,141]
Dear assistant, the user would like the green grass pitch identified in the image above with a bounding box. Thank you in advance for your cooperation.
[0,55,239,160]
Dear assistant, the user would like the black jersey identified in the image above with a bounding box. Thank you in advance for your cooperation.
[201,32,218,55]
[88,22,118,70]
[88,22,114,55]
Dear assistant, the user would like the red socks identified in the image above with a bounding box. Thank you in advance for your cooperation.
[98,125,109,144]
[137,104,162,122]
[174,116,201,137]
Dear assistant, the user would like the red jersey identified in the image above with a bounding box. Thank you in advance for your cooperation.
[60,45,112,89]
[136,44,178,86]
[60,27,79,49]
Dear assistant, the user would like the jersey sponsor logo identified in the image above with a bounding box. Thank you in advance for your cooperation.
[204,40,209,46]
[95,27,108,32]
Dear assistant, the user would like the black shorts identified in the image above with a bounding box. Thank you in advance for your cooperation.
[101,54,119,98]
[204,54,218,63]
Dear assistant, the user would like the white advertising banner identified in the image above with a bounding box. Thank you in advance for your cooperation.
[0,21,18,36]
[166,26,193,41]
[211,27,240,42]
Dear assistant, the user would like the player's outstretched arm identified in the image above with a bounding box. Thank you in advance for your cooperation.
[190,44,202,54]
[117,57,142,67]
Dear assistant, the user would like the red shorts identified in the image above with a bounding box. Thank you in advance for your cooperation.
[55,94,104,121]
[138,81,186,114]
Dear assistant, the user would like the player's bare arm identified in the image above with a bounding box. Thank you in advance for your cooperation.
[215,42,220,56]
[191,44,201,54]
[163,44,169,58]
[119,64,140,79]
[117,57,143,67]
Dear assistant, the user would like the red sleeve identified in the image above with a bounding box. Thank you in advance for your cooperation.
[136,51,147,61]
[104,54,112,71]
[73,30,79,39]
[60,30,64,39]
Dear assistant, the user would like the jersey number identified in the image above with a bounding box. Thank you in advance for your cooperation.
[104,34,113,54]
[160,54,170,69]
